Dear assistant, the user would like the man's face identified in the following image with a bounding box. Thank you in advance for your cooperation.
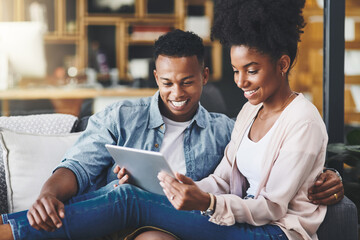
[154,55,209,122]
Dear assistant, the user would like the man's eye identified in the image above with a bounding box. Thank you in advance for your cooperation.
[184,82,193,85]
[163,82,172,86]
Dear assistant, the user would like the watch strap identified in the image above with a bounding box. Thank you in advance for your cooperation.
[324,167,342,182]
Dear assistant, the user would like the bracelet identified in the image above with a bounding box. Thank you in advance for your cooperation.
[201,192,215,216]
[324,167,342,182]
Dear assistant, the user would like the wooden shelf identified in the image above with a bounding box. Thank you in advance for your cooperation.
[44,34,79,44]
[298,1,360,124]
[345,76,360,84]
[0,0,220,82]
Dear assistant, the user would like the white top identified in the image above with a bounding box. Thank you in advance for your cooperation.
[236,118,279,196]
[160,116,191,175]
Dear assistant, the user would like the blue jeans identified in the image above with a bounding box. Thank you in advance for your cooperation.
[2,183,288,240]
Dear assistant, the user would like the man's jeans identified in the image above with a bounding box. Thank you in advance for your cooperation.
[2,182,288,240]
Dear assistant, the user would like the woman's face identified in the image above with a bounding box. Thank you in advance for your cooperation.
[230,45,287,106]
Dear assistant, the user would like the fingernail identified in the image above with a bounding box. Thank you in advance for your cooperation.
[159,182,164,187]
[56,223,62,228]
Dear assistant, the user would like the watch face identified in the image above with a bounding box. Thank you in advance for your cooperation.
[205,209,214,216]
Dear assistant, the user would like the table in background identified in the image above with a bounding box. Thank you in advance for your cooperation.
[0,87,157,117]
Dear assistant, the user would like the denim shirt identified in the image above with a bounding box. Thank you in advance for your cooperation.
[57,91,234,195]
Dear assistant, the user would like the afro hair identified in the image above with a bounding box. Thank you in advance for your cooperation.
[211,0,306,67]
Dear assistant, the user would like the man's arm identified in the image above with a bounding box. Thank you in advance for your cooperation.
[26,168,78,232]
[308,169,344,205]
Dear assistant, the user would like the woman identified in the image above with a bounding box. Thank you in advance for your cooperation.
[0,0,327,239]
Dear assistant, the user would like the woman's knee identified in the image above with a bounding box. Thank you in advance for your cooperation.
[134,230,178,240]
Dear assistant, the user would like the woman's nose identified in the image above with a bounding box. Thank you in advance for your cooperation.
[235,72,245,88]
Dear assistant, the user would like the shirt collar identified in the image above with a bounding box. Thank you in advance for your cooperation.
[148,91,208,129]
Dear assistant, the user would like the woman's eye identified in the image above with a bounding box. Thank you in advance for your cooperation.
[248,70,258,75]
[233,70,239,74]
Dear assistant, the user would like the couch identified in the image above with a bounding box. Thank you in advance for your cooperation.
[0,113,358,240]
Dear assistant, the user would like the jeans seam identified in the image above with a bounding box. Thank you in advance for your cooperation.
[1,214,9,224]
[8,219,20,240]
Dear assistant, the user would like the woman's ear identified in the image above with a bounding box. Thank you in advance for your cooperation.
[278,55,291,75]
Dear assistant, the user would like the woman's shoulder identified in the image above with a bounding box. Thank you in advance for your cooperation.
[283,93,326,129]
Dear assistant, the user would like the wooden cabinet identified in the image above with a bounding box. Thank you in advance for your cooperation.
[290,0,360,124]
[1,0,359,123]
[0,0,221,85]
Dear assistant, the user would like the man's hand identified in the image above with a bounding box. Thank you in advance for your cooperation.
[308,170,344,205]
[27,193,65,232]
[113,165,130,187]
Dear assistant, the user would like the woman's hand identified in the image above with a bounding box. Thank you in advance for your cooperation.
[113,165,130,187]
[157,171,210,211]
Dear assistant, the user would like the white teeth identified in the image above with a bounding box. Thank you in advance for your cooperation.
[172,100,187,107]
[245,89,257,95]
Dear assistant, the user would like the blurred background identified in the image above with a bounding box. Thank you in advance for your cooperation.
[0,0,359,122]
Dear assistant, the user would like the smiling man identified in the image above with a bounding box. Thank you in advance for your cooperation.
[2,30,342,239]
[19,29,234,233]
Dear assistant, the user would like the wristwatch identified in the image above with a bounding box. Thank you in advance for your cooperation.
[324,168,342,182]
[201,192,215,216]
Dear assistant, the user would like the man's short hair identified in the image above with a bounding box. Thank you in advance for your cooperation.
[154,29,205,66]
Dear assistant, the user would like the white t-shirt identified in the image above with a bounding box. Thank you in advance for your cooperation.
[236,119,279,196]
[160,116,191,175]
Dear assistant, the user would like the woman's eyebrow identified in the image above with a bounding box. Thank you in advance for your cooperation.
[231,62,259,69]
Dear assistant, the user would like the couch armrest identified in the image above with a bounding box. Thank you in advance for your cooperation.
[317,196,358,240]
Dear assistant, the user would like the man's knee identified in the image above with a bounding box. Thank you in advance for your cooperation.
[134,230,178,240]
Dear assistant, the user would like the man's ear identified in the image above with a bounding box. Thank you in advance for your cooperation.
[202,67,210,85]
[153,69,159,87]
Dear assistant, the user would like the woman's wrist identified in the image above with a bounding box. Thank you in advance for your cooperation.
[201,192,216,216]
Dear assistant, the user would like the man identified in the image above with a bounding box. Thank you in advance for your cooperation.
[22,30,342,235]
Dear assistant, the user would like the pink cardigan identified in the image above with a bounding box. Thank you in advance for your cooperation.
[196,94,328,240]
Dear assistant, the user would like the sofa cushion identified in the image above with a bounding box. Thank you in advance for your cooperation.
[0,129,81,213]
[0,113,78,214]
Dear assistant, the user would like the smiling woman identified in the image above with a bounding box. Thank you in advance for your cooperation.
[0,2,338,238]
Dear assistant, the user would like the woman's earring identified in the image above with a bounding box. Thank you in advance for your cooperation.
[281,72,284,77]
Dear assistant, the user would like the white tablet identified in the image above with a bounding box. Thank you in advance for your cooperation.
[105,144,175,195]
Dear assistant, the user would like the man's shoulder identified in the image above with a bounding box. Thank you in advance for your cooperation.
[205,111,235,129]
[105,95,153,112]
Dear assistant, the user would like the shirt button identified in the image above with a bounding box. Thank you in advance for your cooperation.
[160,125,164,129]
[154,143,159,148]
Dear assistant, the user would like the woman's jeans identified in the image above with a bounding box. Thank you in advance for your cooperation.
[2,182,288,240]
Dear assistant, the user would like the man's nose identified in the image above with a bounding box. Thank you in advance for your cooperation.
[172,84,184,97]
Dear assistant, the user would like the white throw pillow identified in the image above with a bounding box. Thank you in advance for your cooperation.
[0,129,81,213]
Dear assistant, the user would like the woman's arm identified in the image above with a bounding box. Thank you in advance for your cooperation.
[210,119,327,226]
